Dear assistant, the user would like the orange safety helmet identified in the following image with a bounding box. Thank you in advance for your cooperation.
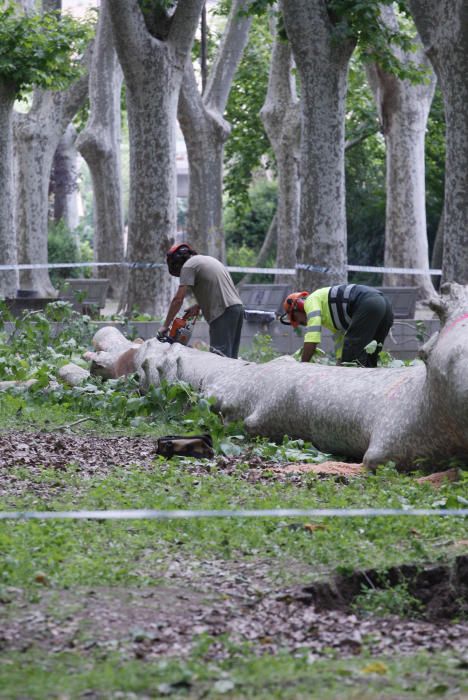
[280,291,309,327]
[166,242,197,276]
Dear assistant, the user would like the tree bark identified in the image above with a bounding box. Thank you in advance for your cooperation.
[366,6,436,300]
[107,0,205,315]
[0,80,18,298]
[51,123,80,232]
[177,0,253,261]
[408,0,468,285]
[281,0,355,291]
[77,0,124,299]
[13,61,90,297]
[260,8,300,284]
[87,282,468,474]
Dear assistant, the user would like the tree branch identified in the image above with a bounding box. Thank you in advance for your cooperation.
[168,0,205,59]
[204,0,254,114]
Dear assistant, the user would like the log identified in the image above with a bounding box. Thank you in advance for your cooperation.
[86,283,468,473]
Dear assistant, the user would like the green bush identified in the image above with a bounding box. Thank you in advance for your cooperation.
[48,221,93,284]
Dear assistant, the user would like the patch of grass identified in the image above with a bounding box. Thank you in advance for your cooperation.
[0,462,467,590]
[352,581,424,618]
[0,648,466,699]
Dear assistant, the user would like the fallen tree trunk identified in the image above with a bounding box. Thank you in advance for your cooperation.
[86,284,468,472]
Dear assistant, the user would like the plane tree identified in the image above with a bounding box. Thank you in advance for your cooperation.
[107,0,205,315]
[0,5,89,298]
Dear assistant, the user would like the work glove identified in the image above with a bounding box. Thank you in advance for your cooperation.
[157,326,170,340]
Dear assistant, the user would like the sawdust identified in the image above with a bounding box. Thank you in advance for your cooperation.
[276,461,364,476]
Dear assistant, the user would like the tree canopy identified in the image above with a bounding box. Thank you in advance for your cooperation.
[0,6,92,97]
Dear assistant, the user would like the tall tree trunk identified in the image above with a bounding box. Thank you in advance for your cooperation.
[14,65,90,297]
[260,8,300,284]
[51,123,80,231]
[77,0,124,299]
[0,81,18,298]
[108,0,205,315]
[366,7,436,300]
[178,0,253,261]
[281,0,355,291]
[408,0,468,285]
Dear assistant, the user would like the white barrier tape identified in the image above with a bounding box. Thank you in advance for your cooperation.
[0,507,466,521]
[347,264,442,276]
[0,263,442,275]
[296,263,442,276]
[0,262,165,271]
[227,266,295,275]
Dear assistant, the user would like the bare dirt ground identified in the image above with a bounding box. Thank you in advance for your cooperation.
[0,431,467,662]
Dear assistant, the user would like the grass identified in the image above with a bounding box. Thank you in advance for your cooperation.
[1,460,467,590]
[0,648,467,699]
[0,310,467,700]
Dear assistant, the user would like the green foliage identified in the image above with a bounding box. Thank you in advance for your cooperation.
[224,178,277,251]
[224,16,273,216]
[353,581,424,618]
[425,87,446,253]
[48,221,93,285]
[0,6,92,98]
[0,301,94,382]
[240,333,280,363]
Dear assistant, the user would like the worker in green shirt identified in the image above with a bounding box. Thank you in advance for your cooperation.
[281,285,393,367]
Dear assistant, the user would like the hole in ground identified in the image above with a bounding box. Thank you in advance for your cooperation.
[295,555,468,621]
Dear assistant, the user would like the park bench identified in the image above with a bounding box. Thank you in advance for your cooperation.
[60,278,109,313]
[376,286,418,319]
[238,283,291,324]
[4,291,62,317]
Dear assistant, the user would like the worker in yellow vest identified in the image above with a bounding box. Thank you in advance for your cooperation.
[281,285,393,367]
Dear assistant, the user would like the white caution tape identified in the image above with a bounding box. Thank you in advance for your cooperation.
[347,264,442,276]
[0,263,442,275]
[0,507,466,521]
[0,262,165,271]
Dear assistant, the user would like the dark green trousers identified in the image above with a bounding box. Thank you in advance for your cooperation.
[209,304,244,359]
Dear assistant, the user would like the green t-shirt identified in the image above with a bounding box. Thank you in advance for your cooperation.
[179,255,242,323]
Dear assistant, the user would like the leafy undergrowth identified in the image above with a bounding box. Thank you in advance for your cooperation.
[0,306,467,698]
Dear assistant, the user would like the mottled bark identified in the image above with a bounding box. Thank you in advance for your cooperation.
[281,0,355,290]
[178,0,253,261]
[107,0,205,315]
[366,7,436,300]
[0,80,18,298]
[408,0,468,284]
[87,283,468,474]
[51,124,80,231]
[14,59,90,297]
[77,0,124,299]
[260,9,300,284]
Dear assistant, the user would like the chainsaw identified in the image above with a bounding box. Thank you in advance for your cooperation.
[158,308,198,346]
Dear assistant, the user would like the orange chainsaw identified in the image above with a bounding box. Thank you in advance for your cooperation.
[158,308,199,346]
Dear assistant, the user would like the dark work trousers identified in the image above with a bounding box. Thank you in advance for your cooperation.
[341,291,393,367]
[209,304,244,359]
